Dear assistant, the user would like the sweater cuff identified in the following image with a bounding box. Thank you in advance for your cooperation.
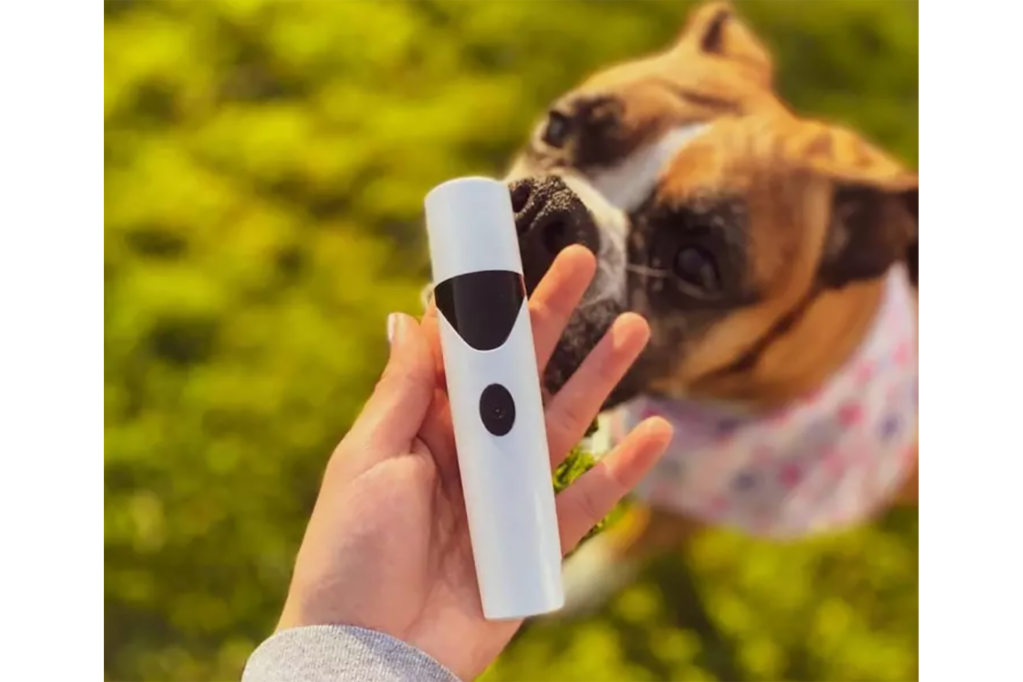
[242,625,462,682]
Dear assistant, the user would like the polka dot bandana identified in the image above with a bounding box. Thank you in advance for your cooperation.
[606,265,918,539]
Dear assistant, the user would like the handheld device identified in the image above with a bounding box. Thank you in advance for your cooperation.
[424,176,565,620]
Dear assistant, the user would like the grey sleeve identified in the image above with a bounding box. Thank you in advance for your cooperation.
[242,625,463,682]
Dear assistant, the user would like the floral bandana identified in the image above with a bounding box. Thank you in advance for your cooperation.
[604,265,918,539]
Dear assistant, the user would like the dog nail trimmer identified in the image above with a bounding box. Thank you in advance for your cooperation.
[424,176,565,620]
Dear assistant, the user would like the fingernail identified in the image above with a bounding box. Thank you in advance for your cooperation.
[387,313,401,345]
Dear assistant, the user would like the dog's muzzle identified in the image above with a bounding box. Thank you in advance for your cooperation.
[508,176,600,294]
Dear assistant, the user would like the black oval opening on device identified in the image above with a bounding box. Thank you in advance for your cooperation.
[479,383,516,436]
[433,270,526,351]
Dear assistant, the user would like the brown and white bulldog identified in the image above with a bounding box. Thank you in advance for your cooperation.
[431,1,919,613]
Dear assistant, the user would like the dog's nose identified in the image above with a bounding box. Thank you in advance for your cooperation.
[508,176,600,294]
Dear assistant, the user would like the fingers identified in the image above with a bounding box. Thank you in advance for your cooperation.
[544,313,651,468]
[341,313,436,467]
[415,245,600,484]
[529,245,597,372]
[557,417,674,555]
[421,246,596,380]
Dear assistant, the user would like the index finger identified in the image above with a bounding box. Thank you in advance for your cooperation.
[419,245,597,382]
[528,245,597,373]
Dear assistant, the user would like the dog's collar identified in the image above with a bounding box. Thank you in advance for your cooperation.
[602,265,918,539]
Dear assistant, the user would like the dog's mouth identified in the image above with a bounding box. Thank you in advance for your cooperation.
[504,122,719,407]
[510,174,649,409]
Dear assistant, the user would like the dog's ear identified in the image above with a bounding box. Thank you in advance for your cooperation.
[797,121,918,289]
[674,1,773,87]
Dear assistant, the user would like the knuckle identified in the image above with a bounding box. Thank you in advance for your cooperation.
[575,481,607,525]
[545,408,577,454]
[554,389,590,434]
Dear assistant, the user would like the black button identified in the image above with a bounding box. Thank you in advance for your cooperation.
[479,383,516,437]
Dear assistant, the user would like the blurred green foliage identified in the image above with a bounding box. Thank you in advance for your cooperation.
[105,1,918,680]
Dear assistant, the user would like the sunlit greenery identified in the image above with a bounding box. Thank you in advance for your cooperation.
[105,1,918,680]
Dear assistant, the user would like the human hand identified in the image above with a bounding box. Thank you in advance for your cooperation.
[276,246,674,680]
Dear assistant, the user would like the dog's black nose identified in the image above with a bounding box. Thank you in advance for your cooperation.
[508,176,600,294]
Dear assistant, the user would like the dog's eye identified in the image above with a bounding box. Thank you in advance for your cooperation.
[541,110,572,149]
[674,246,721,293]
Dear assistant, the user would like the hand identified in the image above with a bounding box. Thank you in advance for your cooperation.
[277,246,674,680]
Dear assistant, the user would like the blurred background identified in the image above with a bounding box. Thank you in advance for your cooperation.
[104,1,918,680]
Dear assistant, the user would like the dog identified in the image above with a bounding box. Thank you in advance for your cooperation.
[423,1,918,614]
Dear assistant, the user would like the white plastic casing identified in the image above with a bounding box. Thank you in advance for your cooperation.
[424,176,565,620]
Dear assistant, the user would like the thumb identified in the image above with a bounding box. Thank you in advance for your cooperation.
[347,313,436,460]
